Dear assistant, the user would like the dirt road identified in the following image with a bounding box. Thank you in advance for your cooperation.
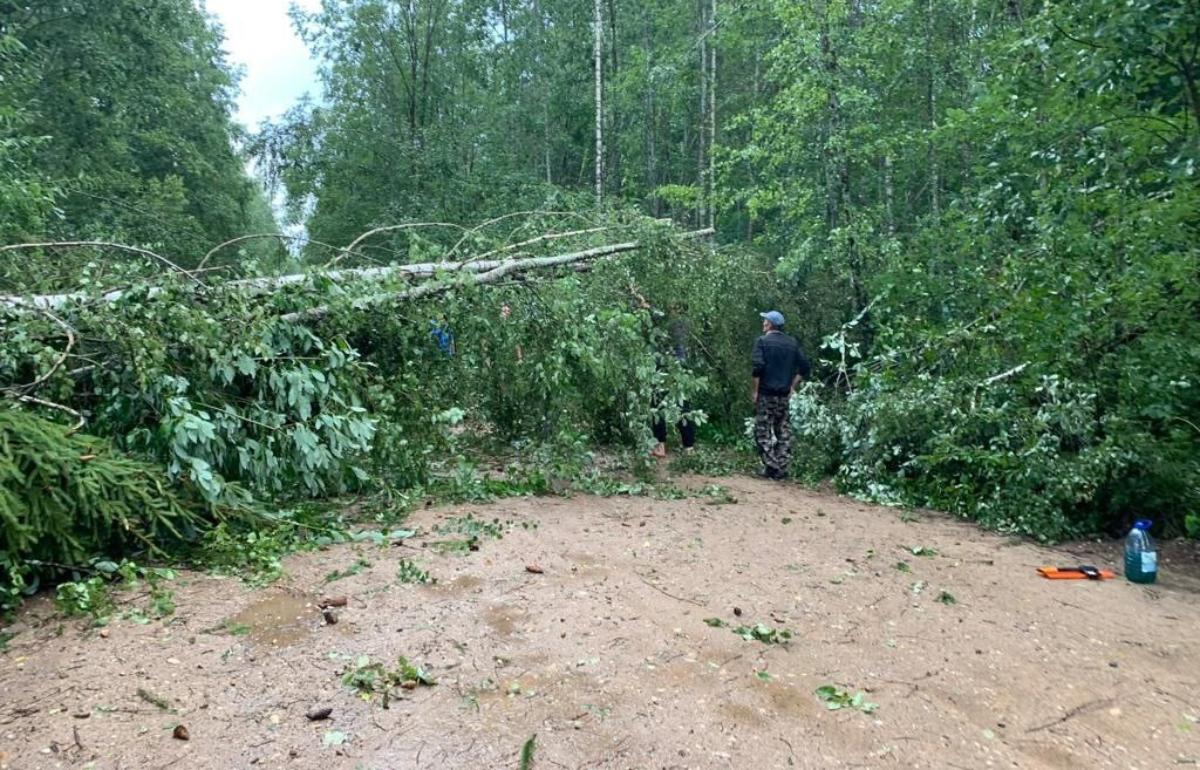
[2,476,1198,769]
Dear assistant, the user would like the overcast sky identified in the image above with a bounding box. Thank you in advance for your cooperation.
[204,0,323,129]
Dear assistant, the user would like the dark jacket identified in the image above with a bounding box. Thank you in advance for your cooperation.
[752,331,811,397]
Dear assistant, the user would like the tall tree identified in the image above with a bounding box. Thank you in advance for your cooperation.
[0,0,264,264]
[594,0,605,204]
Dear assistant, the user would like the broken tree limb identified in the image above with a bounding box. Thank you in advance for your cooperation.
[468,225,614,264]
[0,310,75,395]
[0,241,203,285]
[280,228,713,322]
[1,227,713,313]
[197,233,417,271]
[443,209,606,259]
[336,222,468,268]
[9,394,87,432]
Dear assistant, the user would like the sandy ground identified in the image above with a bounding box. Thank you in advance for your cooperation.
[2,475,1199,770]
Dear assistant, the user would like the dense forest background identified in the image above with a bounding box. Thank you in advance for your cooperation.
[0,0,1197,606]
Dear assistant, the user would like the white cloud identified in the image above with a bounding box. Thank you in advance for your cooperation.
[203,0,323,129]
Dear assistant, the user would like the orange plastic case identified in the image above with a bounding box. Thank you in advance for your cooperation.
[1037,566,1115,580]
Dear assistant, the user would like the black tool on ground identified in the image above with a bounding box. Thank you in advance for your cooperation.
[1037,565,1115,580]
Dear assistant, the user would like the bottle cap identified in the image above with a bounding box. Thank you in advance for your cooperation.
[1134,519,1152,531]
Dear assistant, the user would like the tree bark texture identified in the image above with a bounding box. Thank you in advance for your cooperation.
[594,0,605,205]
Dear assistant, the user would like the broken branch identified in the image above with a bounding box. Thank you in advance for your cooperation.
[0,241,202,284]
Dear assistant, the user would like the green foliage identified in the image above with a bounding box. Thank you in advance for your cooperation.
[0,34,57,245]
[706,617,793,645]
[0,409,206,613]
[737,0,1199,540]
[4,0,1195,621]
[324,557,371,584]
[519,734,537,770]
[815,685,878,714]
[733,623,793,644]
[54,577,115,622]
[396,559,434,585]
[198,506,352,585]
[342,654,436,706]
[2,278,377,504]
[53,559,176,624]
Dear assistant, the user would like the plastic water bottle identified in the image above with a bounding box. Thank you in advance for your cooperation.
[1124,519,1157,584]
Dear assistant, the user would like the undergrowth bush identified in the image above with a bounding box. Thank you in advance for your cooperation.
[791,365,1197,542]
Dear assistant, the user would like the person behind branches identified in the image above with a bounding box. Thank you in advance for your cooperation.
[650,303,696,459]
[630,285,696,460]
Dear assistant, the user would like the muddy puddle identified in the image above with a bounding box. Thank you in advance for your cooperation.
[420,574,484,598]
[228,592,322,646]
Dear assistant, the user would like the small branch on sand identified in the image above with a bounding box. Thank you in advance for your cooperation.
[1026,697,1113,733]
[634,571,706,607]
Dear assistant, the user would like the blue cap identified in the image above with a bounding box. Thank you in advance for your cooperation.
[1134,519,1152,531]
[760,310,785,327]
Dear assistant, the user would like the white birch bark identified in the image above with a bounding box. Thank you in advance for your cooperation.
[594,0,604,205]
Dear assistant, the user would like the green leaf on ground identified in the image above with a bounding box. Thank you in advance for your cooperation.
[519,734,537,770]
[815,685,878,713]
[732,623,792,645]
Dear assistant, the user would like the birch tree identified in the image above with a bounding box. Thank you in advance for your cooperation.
[594,0,605,205]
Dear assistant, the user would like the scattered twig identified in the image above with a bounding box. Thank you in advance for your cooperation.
[1026,697,1113,733]
[778,736,796,758]
[136,687,173,712]
[633,571,705,607]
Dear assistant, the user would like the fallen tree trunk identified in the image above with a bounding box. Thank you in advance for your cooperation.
[279,236,678,322]
[2,228,713,314]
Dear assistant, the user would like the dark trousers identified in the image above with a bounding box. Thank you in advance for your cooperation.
[755,394,792,472]
[652,399,695,448]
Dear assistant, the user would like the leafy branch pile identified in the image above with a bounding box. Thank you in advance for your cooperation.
[0,214,772,608]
